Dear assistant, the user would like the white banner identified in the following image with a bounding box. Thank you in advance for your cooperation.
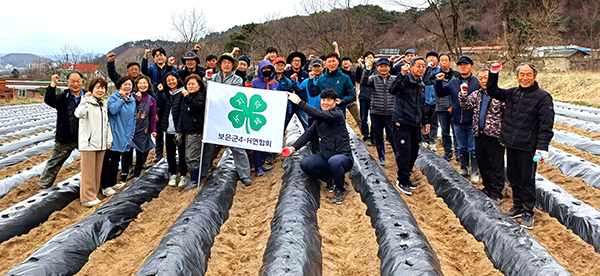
[202,81,287,153]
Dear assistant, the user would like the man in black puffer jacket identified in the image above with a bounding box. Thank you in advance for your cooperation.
[286,89,354,205]
[487,62,554,229]
[389,57,430,195]
[38,72,85,188]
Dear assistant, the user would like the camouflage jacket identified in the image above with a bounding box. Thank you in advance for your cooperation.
[459,88,505,138]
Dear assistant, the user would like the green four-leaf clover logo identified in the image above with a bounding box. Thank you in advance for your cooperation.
[228,92,268,134]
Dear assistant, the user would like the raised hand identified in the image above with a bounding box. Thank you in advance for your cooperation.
[182,89,189,97]
[309,71,315,80]
[168,56,175,66]
[290,73,298,81]
[107,53,116,62]
[144,49,151,59]
[194,44,201,51]
[50,74,60,87]
[436,72,445,81]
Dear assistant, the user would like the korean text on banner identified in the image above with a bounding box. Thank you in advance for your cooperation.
[203,81,287,153]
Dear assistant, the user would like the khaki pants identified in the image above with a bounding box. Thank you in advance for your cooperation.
[346,101,361,127]
[80,151,105,203]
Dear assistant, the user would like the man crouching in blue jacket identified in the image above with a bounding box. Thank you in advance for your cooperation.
[284,89,354,204]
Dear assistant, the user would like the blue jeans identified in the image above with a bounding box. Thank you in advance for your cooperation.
[359,99,371,139]
[285,102,309,131]
[453,123,475,155]
[437,111,456,154]
[300,153,354,191]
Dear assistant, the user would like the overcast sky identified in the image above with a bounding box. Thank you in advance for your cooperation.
[1,0,395,56]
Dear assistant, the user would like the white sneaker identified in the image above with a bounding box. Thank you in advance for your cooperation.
[178,176,189,187]
[82,198,101,207]
[102,187,116,196]
[471,172,480,183]
[112,181,126,190]
[168,175,178,186]
[420,142,429,150]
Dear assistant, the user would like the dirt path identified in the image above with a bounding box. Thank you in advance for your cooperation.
[204,157,285,275]
[0,128,52,146]
[0,151,51,180]
[0,157,80,211]
[551,142,600,166]
[318,177,380,276]
[554,123,600,140]
[75,187,198,276]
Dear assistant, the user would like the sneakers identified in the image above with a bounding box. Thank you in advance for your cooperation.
[256,166,273,177]
[112,181,126,190]
[152,152,163,163]
[521,212,535,229]
[168,175,178,186]
[241,178,252,186]
[332,189,345,204]
[82,198,101,207]
[178,175,189,187]
[506,207,525,218]
[379,160,385,166]
[470,172,480,183]
[408,182,419,190]
[396,180,412,195]
[102,187,116,196]
[324,179,335,192]
[442,152,453,161]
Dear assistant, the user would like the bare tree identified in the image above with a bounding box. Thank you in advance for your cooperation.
[54,44,85,66]
[169,7,212,64]
[387,0,462,56]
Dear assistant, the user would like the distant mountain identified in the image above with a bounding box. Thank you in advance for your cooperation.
[0,53,50,68]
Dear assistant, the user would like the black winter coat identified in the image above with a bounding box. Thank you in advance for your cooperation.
[157,89,184,132]
[177,90,206,134]
[177,66,206,81]
[292,101,352,160]
[487,72,554,152]
[45,86,83,143]
[361,69,396,116]
[435,75,480,125]
[388,72,429,127]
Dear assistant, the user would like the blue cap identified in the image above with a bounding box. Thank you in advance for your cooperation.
[456,56,474,65]
[405,49,416,55]
[376,58,391,66]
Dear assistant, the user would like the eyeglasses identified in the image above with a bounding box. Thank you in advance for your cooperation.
[414,65,426,69]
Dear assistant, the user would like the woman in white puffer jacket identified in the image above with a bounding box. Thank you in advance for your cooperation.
[74,77,113,207]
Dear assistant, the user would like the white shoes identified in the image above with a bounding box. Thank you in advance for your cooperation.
[82,198,101,207]
[178,176,189,187]
[112,181,126,190]
[102,187,116,196]
[168,175,178,186]
[429,143,437,152]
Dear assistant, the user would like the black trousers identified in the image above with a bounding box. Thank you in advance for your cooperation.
[165,133,188,175]
[156,117,164,154]
[100,150,123,189]
[475,134,506,198]
[121,148,133,177]
[371,114,394,146]
[506,147,537,212]
[393,123,420,185]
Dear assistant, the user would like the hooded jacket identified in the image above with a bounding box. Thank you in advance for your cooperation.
[307,67,356,114]
[487,72,554,152]
[252,60,279,91]
[389,72,429,127]
[435,74,480,125]
[44,86,84,144]
[107,92,137,152]
[74,96,113,151]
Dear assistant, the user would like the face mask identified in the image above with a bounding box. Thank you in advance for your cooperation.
[263,70,273,78]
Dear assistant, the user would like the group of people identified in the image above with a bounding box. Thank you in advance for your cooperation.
[39,43,554,229]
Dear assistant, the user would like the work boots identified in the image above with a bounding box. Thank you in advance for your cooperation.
[460,153,470,176]
[470,154,480,183]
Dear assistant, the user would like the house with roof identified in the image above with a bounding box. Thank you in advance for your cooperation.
[58,64,104,80]
[525,45,597,71]
[1,79,69,102]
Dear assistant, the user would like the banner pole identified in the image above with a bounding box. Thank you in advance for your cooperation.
[197,140,205,193]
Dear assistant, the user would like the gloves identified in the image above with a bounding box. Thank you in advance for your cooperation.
[534,149,549,162]
[174,133,183,147]
[288,93,301,104]
[365,60,373,70]
[490,62,503,73]
[460,83,468,95]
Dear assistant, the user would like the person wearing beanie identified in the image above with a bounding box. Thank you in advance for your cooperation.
[106,52,141,84]
[361,57,397,166]
[421,51,441,152]
[435,55,480,183]
[235,55,251,84]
